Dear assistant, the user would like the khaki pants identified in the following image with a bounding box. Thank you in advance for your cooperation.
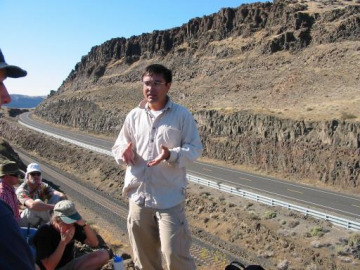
[19,194,62,228]
[128,200,196,270]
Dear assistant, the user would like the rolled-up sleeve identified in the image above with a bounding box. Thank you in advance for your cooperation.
[167,110,202,168]
[112,115,132,165]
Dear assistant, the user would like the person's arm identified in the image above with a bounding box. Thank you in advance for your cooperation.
[17,186,54,211]
[53,190,66,199]
[147,144,170,167]
[168,111,203,167]
[0,201,35,270]
[41,227,74,270]
[24,199,54,211]
[148,109,203,168]
[112,114,135,165]
[76,219,99,248]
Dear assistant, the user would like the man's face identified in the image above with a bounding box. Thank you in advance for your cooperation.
[58,220,74,234]
[2,173,19,186]
[0,69,11,108]
[27,171,42,186]
[142,73,171,110]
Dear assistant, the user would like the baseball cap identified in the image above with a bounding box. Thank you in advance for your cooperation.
[53,200,82,224]
[26,163,41,174]
[0,49,27,78]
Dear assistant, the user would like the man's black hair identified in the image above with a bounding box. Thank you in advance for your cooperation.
[142,64,172,83]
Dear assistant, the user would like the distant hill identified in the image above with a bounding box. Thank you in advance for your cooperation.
[7,94,45,108]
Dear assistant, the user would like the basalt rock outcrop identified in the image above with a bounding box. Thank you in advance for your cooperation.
[42,0,360,93]
[196,110,359,187]
[34,0,360,189]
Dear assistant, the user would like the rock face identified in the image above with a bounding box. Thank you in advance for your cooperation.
[51,0,360,92]
[35,0,360,189]
[196,110,359,187]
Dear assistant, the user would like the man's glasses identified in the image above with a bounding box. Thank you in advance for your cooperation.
[142,81,166,88]
[29,172,41,177]
[9,173,19,178]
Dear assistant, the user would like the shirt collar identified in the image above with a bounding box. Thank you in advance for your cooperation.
[0,180,15,191]
[139,96,172,113]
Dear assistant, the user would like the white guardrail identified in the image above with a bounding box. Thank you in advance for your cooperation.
[19,121,360,231]
[188,174,360,232]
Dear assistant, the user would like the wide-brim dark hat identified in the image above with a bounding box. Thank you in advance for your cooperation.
[0,49,27,78]
[0,160,20,177]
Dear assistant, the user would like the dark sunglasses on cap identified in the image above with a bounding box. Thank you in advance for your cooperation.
[29,172,41,177]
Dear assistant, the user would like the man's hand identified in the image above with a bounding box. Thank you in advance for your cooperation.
[122,142,135,165]
[147,145,170,167]
[60,226,75,245]
[75,219,86,227]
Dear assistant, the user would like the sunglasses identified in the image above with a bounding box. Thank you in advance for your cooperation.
[29,172,41,177]
[9,173,19,178]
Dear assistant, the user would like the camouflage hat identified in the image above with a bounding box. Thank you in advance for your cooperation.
[0,160,20,177]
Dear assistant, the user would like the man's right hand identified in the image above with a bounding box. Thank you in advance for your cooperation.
[122,142,135,165]
[60,226,75,245]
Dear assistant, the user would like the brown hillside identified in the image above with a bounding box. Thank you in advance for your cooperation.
[34,0,359,189]
[37,0,360,122]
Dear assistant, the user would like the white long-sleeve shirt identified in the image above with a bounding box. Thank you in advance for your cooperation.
[112,97,203,209]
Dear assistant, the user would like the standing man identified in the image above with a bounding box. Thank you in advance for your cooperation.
[112,64,203,270]
[17,163,66,227]
[0,49,35,270]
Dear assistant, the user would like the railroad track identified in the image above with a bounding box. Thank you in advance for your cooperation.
[17,151,232,268]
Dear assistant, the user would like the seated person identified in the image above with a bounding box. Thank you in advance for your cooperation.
[16,163,66,227]
[0,160,21,221]
[33,200,109,270]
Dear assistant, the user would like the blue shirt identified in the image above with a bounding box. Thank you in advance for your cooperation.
[0,200,35,270]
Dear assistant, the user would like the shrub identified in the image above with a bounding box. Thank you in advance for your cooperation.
[341,112,357,120]
[348,233,360,247]
[264,211,277,219]
[310,226,324,237]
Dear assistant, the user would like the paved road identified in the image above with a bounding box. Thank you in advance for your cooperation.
[19,112,360,221]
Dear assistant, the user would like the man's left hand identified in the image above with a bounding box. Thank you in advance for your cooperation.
[147,145,170,167]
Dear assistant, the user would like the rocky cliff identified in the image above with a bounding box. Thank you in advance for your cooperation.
[34,0,360,189]
[196,110,359,188]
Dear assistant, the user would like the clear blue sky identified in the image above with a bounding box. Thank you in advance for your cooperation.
[2,0,263,96]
